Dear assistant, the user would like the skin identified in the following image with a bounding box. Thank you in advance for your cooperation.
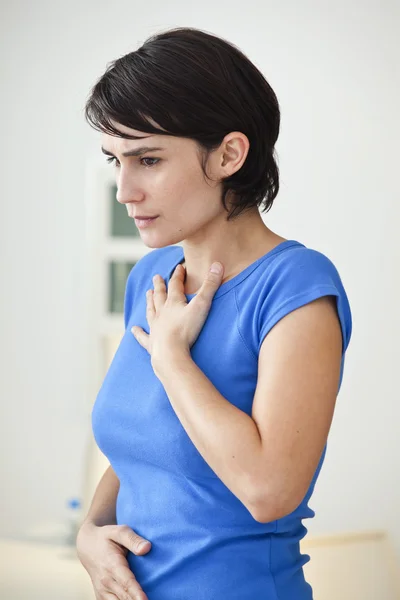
[101,121,288,296]
[93,121,343,599]
[93,121,290,600]
[132,263,225,367]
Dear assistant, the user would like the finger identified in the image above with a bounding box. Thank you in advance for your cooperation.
[99,582,121,599]
[114,566,149,600]
[145,289,156,322]
[120,572,149,600]
[194,262,224,305]
[100,572,144,600]
[152,274,167,311]
[131,326,149,352]
[167,263,187,302]
[107,559,148,598]
[109,524,152,556]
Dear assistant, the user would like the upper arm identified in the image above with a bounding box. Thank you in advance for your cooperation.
[251,294,343,521]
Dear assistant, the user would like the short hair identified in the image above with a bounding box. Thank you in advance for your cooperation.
[84,26,280,221]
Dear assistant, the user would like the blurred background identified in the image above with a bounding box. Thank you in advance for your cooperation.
[0,1,399,598]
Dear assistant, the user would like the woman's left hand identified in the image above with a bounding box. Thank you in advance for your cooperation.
[131,262,224,368]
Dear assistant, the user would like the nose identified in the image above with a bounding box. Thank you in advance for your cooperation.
[115,172,145,205]
[116,188,145,206]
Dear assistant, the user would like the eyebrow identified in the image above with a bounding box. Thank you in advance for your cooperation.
[101,145,166,158]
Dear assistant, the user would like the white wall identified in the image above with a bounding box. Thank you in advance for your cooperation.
[1,0,399,560]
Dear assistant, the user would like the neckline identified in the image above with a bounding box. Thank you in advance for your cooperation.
[165,239,303,299]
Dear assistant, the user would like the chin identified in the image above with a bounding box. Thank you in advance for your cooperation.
[141,237,178,249]
[141,231,185,248]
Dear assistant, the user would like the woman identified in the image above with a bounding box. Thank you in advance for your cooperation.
[77,27,352,600]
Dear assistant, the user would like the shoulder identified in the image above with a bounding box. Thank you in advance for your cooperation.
[238,243,346,309]
[268,244,341,283]
[237,243,353,356]
[254,244,349,306]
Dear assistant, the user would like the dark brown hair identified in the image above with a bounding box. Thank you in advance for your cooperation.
[84,27,281,221]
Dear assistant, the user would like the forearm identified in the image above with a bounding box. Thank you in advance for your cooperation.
[153,351,266,519]
[81,464,120,527]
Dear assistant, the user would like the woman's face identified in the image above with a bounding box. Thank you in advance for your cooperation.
[101,122,229,248]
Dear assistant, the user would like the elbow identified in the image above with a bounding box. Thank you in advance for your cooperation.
[251,504,290,524]
[248,488,300,524]
[249,503,282,524]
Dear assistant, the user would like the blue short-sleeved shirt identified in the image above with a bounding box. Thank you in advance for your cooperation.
[92,239,352,600]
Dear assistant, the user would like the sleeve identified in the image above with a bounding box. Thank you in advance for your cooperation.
[257,248,353,355]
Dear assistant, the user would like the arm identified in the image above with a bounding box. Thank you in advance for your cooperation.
[81,465,120,527]
[154,295,343,523]
[154,352,265,520]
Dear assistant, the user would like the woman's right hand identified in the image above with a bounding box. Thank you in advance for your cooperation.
[76,520,152,600]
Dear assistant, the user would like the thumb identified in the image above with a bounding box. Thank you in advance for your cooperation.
[113,524,152,555]
[209,262,223,278]
[200,262,224,295]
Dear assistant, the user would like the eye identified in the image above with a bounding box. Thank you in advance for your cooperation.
[140,157,160,168]
[105,156,160,168]
[105,156,120,168]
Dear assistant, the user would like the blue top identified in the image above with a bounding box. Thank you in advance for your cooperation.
[92,239,352,600]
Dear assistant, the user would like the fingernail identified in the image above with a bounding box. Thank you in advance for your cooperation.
[139,540,150,550]
[210,262,222,274]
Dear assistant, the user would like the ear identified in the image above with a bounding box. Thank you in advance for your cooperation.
[219,131,250,177]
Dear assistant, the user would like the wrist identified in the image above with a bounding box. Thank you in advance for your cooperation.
[152,346,191,377]
[79,518,98,531]
[80,516,115,530]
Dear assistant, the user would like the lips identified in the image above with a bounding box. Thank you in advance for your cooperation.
[134,215,159,229]
[134,215,158,219]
